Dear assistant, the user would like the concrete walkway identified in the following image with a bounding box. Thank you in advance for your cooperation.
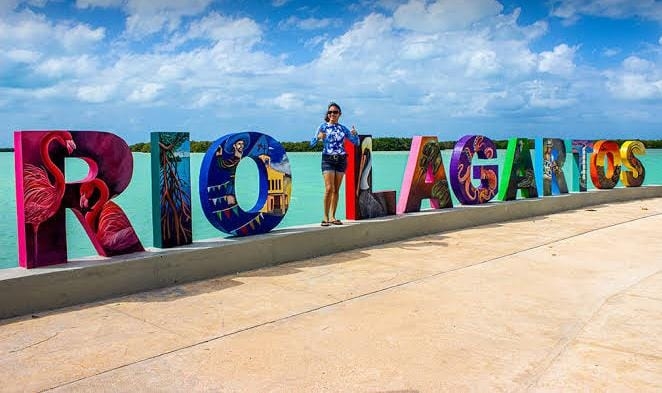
[1,198,661,392]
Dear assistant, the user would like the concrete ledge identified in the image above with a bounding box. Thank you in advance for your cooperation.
[1,185,661,320]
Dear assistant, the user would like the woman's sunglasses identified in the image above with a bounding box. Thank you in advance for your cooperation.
[327,110,340,115]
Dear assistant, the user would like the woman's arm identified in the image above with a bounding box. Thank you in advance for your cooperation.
[310,124,325,147]
[346,125,360,145]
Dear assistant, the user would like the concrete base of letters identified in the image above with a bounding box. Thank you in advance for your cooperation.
[0,185,661,320]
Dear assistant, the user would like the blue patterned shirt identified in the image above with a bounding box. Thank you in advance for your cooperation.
[310,122,359,155]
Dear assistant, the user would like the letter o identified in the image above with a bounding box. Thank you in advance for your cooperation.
[199,132,292,236]
[590,140,621,189]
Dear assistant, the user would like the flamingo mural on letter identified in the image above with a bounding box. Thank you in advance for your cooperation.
[23,131,76,262]
[79,178,143,255]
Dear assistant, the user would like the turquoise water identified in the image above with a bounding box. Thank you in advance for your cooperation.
[1,149,660,268]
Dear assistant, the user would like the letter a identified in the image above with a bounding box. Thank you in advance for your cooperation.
[397,136,452,214]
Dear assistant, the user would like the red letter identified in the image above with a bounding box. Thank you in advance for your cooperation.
[590,140,621,189]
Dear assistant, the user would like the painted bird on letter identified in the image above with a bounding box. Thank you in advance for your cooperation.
[79,178,143,256]
[23,131,76,261]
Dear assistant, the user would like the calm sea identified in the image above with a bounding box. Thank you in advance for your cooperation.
[1,149,661,269]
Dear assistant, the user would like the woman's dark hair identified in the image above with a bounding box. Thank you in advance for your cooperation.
[324,102,342,122]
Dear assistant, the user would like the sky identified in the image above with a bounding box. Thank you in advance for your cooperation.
[1,0,661,147]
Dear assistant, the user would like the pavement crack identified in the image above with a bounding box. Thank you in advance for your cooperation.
[574,339,662,361]
[519,268,662,392]
[10,332,58,353]
[620,292,662,302]
[105,306,186,338]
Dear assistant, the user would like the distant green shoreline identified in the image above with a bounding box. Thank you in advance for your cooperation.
[127,138,662,153]
[2,138,662,153]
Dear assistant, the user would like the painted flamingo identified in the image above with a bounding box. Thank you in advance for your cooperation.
[79,178,143,255]
[23,131,76,261]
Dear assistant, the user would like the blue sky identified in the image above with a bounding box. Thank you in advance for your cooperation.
[1,0,661,147]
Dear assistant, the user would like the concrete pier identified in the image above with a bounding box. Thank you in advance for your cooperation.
[1,185,661,320]
[0,192,660,391]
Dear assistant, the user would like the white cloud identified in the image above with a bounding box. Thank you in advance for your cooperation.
[123,0,213,37]
[1,0,660,148]
[34,55,97,77]
[272,93,303,110]
[6,48,40,62]
[191,91,222,109]
[538,44,577,76]
[25,0,48,7]
[304,34,328,49]
[464,48,500,77]
[0,13,52,47]
[0,0,46,15]
[623,56,654,72]
[552,0,662,24]
[525,80,576,109]
[605,56,662,100]
[0,11,104,53]
[77,84,116,103]
[0,0,19,15]
[317,13,395,66]
[170,11,262,46]
[399,33,439,60]
[279,16,337,31]
[128,83,163,102]
[603,47,621,57]
[55,23,105,50]
[393,0,504,33]
[607,73,662,99]
[78,0,213,37]
[76,0,124,8]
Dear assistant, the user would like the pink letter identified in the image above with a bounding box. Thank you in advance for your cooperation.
[14,130,143,268]
[397,136,452,214]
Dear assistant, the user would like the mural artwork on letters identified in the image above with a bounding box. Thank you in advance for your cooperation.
[590,140,622,189]
[449,135,498,205]
[571,140,594,192]
[151,132,192,248]
[199,132,291,236]
[497,137,538,201]
[15,130,143,268]
[536,138,570,196]
[397,136,452,214]
[345,135,396,219]
[619,140,646,187]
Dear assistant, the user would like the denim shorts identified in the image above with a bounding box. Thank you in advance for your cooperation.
[321,153,347,173]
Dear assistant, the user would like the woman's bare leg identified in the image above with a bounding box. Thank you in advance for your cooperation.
[323,170,336,222]
[329,171,344,221]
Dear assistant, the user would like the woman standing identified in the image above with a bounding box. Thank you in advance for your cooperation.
[310,102,359,226]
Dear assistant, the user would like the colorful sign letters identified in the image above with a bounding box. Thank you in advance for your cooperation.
[151,132,193,248]
[497,138,538,201]
[397,136,453,213]
[198,132,292,236]
[450,135,499,205]
[12,129,647,268]
[14,130,143,268]
[345,135,396,219]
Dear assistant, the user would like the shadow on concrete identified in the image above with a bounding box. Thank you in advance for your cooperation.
[0,248,380,325]
[236,249,374,278]
[0,276,247,326]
